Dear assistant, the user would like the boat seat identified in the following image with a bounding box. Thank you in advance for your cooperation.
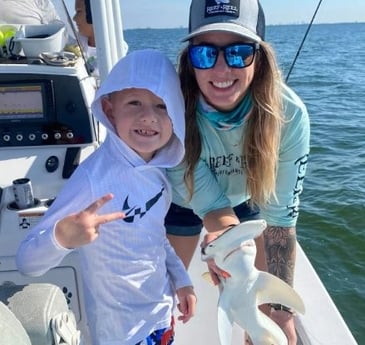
[0,300,31,345]
[0,283,80,345]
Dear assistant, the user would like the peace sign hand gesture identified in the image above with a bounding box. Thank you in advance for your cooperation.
[55,193,125,249]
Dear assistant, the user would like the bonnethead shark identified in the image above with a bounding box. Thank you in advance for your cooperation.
[201,219,305,345]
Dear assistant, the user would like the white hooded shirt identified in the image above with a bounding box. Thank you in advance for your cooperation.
[16,50,190,345]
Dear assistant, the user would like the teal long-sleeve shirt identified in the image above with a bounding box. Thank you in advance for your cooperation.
[167,84,310,227]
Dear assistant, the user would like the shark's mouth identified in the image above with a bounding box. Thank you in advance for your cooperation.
[223,240,255,261]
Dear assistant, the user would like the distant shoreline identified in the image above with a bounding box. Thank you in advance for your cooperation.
[124,21,365,31]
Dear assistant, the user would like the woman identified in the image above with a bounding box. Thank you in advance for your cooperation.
[165,0,310,344]
[72,0,98,75]
[72,0,128,76]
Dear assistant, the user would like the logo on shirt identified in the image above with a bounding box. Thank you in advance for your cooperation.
[122,187,165,223]
[287,154,309,218]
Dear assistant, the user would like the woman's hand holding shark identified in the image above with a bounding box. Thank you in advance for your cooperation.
[201,230,232,285]
[201,208,241,284]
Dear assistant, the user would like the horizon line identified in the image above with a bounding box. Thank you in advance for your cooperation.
[124,21,365,31]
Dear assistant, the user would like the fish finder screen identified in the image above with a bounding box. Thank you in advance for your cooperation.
[0,84,45,120]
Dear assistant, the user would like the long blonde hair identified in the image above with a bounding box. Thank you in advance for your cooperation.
[178,41,283,207]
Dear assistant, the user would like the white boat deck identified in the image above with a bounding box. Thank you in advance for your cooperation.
[294,243,358,345]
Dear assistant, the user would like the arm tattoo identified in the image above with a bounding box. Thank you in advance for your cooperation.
[263,226,296,286]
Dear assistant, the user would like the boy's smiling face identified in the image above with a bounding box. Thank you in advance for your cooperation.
[102,88,173,162]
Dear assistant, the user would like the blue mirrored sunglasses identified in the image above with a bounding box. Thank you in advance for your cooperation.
[188,43,260,69]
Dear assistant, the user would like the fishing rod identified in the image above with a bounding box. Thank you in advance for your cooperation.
[285,0,324,83]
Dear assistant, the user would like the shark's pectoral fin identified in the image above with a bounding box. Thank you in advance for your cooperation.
[254,271,305,314]
[217,297,234,345]
[202,271,215,285]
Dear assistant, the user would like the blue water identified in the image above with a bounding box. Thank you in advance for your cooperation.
[124,23,365,342]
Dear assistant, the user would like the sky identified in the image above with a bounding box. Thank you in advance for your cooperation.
[60,0,365,29]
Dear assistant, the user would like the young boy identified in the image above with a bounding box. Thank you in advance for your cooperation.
[16,49,196,345]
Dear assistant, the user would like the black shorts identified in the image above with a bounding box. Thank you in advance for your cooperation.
[165,201,260,236]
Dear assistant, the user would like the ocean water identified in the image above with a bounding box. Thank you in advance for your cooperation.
[124,23,365,342]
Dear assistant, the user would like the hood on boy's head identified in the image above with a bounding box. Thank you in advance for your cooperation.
[91,49,185,167]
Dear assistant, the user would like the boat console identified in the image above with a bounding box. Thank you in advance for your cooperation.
[0,75,94,147]
[0,57,101,342]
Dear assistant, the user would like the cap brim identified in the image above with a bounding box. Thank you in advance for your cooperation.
[181,22,262,43]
